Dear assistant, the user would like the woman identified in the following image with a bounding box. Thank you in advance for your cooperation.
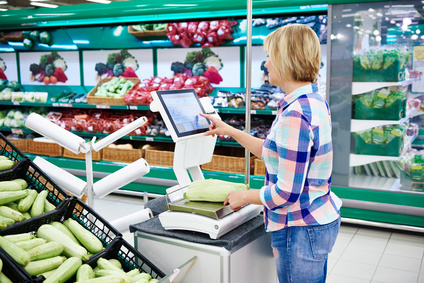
[200,24,342,283]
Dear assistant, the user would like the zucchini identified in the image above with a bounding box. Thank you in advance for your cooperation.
[95,269,130,281]
[184,179,249,202]
[0,160,14,171]
[37,224,89,260]
[0,272,12,283]
[63,218,103,254]
[4,232,34,242]
[50,221,80,245]
[127,268,140,277]
[97,258,131,282]
[0,215,14,226]
[76,276,124,283]
[22,212,31,220]
[43,257,82,283]
[132,272,151,282]
[109,258,122,269]
[149,280,159,283]
[6,202,19,211]
[30,190,48,217]
[15,238,47,251]
[24,255,66,276]
[38,268,58,279]
[76,264,95,281]
[44,199,55,212]
[0,258,2,272]
[0,189,29,205]
[0,206,24,222]
[18,189,37,212]
[13,179,28,190]
[0,181,22,192]
[27,241,64,261]
[0,236,30,266]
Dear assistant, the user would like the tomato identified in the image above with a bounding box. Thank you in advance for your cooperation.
[50,75,58,84]
[43,76,50,85]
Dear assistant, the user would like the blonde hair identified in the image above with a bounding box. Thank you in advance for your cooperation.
[264,24,321,83]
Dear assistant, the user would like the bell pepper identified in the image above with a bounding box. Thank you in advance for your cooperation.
[203,66,223,84]
[53,67,68,83]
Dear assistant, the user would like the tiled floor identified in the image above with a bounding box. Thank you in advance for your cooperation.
[93,194,424,283]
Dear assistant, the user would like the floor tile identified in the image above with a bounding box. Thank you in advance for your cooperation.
[379,253,422,273]
[384,242,424,259]
[418,273,424,283]
[372,266,419,283]
[421,259,424,273]
[348,236,388,254]
[331,259,377,281]
[330,234,352,258]
[340,245,383,265]
[327,273,369,283]
[390,232,424,248]
[356,227,392,241]
[339,224,359,237]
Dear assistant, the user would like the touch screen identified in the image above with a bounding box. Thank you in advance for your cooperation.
[156,89,211,138]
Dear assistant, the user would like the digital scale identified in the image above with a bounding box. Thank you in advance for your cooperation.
[150,89,262,239]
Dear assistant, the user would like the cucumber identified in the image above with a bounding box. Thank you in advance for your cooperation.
[27,241,64,261]
[30,190,48,217]
[43,257,82,283]
[0,236,30,266]
[76,276,124,283]
[15,238,47,251]
[50,221,80,245]
[76,264,95,281]
[0,206,24,222]
[37,224,88,260]
[0,272,12,283]
[24,255,66,276]
[44,199,55,212]
[18,189,37,212]
[0,160,14,171]
[0,189,29,205]
[13,179,28,190]
[4,232,34,242]
[63,218,103,254]
[0,181,22,192]
[0,215,14,227]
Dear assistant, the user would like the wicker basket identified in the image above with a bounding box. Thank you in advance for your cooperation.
[27,139,64,157]
[254,158,266,176]
[86,77,140,105]
[201,154,255,174]
[3,31,24,42]
[128,25,168,38]
[144,145,174,167]
[63,148,103,161]
[102,146,144,163]
[1,137,28,153]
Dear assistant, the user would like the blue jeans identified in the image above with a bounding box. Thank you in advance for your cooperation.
[271,217,341,283]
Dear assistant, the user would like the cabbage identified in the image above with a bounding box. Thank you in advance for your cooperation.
[203,55,223,71]
[53,58,67,72]
[123,57,139,71]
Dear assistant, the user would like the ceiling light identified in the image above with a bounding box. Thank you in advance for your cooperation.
[403,18,412,25]
[368,8,375,12]
[86,0,111,3]
[411,34,418,40]
[417,29,421,34]
[0,1,7,4]
[373,30,380,36]
[30,2,58,8]
[375,36,382,42]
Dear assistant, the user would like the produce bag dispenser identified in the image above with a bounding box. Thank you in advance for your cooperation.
[150,89,262,239]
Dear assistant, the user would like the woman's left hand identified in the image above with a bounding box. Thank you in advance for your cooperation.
[224,191,247,211]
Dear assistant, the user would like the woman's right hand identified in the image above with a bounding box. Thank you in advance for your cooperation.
[199,113,233,137]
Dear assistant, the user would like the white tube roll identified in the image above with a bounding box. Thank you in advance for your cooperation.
[25,113,86,154]
[91,116,148,152]
[110,208,153,232]
[93,158,150,198]
[33,156,87,197]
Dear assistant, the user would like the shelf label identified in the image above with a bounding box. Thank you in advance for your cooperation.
[59,103,72,108]
[52,103,59,107]
[128,105,138,110]
[96,105,110,109]
[11,128,23,135]
[146,137,154,142]
[250,110,257,114]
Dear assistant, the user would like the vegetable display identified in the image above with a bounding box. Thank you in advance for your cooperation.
[94,49,139,82]
[93,77,136,98]
[131,23,167,32]
[184,179,249,202]
[167,20,238,48]
[171,47,224,84]
[353,47,411,71]
[356,86,407,109]
[29,51,68,84]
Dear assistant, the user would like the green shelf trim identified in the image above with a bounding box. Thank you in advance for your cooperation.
[332,186,424,208]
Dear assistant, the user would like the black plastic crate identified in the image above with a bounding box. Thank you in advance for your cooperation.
[0,197,122,282]
[85,236,165,280]
[0,247,39,283]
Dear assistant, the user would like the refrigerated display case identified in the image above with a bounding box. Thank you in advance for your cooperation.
[329,1,424,230]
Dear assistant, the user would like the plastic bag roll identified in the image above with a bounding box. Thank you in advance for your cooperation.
[33,156,86,197]
[93,158,150,198]
[110,208,153,232]
[25,113,86,154]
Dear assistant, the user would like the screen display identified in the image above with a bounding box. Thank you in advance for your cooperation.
[156,89,211,137]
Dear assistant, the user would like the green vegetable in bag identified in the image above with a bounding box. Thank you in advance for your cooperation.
[383,49,397,69]
[373,89,389,108]
[371,49,384,70]
[360,54,371,70]
[358,129,373,144]
[358,92,374,108]
[372,127,385,144]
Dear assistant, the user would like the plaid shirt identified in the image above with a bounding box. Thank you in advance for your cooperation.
[259,83,342,231]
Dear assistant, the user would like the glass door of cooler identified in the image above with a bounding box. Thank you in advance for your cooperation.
[329,1,424,193]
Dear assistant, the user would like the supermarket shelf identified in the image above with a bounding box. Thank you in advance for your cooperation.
[348,174,400,191]
[352,79,413,95]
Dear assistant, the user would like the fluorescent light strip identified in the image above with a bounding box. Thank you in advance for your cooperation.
[30,2,58,8]
[0,1,7,4]
[86,0,111,3]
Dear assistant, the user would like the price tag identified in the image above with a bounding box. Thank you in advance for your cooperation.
[96,105,110,109]
[272,111,277,115]
[13,102,20,106]
[251,110,257,114]
[129,105,138,110]
[59,103,72,108]
[146,137,154,142]
[11,128,23,135]
[52,103,59,107]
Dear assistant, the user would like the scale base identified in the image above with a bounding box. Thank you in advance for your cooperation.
[159,204,263,239]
